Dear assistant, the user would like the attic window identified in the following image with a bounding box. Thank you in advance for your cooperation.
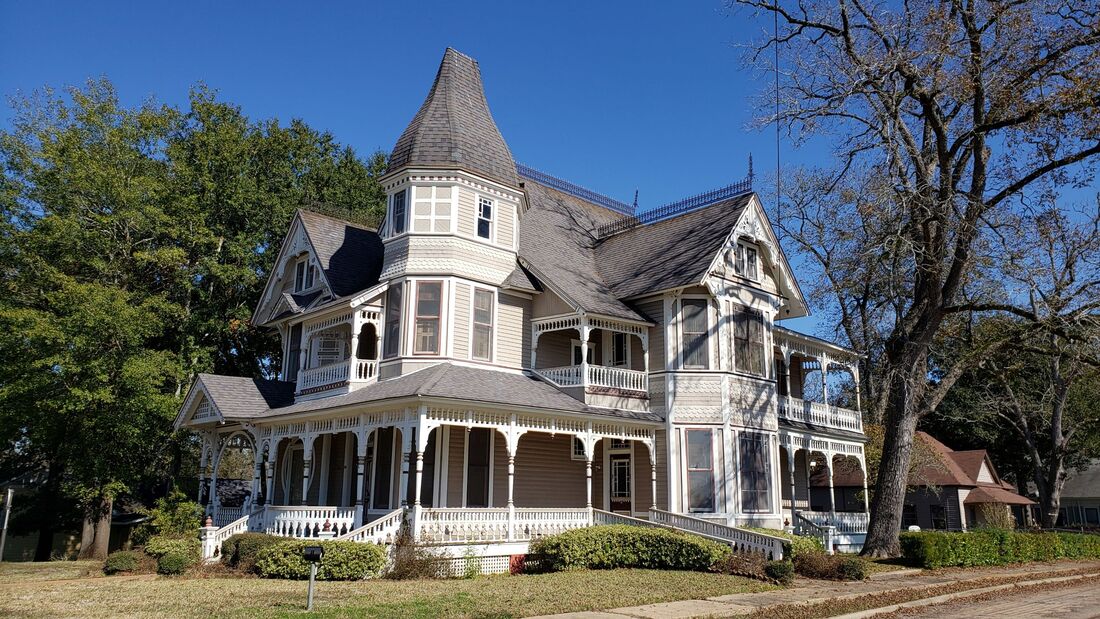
[477,196,493,239]
[736,242,758,280]
[391,189,407,235]
[293,258,316,292]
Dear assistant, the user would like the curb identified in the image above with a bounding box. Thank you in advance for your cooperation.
[828,572,1100,619]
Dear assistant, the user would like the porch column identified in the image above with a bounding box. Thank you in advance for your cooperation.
[859,454,870,515]
[826,454,836,517]
[647,437,658,511]
[354,429,369,526]
[580,322,591,388]
[804,450,813,507]
[210,441,223,516]
[819,354,829,405]
[318,434,332,505]
[301,436,315,506]
[249,447,264,512]
[398,426,411,507]
[641,334,650,376]
[852,364,863,414]
[264,442,276,507]
[786,446,797,519]
[197,434,211,505]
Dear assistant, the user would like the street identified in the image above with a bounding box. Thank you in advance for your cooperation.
[898,578,1100,618]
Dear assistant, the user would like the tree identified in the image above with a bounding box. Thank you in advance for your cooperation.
[0,79,386,559]
[735,0,1100,555]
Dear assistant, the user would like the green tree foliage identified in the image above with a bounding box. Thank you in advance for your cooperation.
[0,78,386,559]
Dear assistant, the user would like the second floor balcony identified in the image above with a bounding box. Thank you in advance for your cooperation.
[289,307,382,398]
[774,327,863,433]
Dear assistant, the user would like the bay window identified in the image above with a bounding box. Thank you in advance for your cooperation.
[472,288,493,360]
[414,281,442,354]
[739,432,772,513]
[686,429,715,512]
[391,189,407,235]
[383,284,402,358]
[681,299,709,369]
[733,306,766,376]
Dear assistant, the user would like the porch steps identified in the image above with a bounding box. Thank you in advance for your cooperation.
[595,509,787,560]
[336,508,405,544]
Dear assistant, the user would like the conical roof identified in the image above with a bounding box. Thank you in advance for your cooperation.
[388,48,518,187]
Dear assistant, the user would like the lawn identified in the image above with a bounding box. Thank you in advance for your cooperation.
[0,562,773,618]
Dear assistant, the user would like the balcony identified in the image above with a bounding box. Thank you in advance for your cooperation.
[297,358,378,394]
[778,396,862,432]
[535,365,648,393]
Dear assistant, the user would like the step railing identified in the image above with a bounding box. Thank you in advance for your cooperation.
[650,509,787,560]
[337,508,405,544]
[200,508,263,561]
[794,511,836,554]
[593,509,662,528]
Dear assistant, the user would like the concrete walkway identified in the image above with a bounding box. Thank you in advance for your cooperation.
[528,560,1100,619]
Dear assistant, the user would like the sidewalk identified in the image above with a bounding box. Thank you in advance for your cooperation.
[528,560,1100,619]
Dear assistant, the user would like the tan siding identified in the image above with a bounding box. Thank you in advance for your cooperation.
[630,334,645,371]
[513,434,588,507]
[532,288,575,317]
[457,187,476,237]
[497,293,530,369]
[453,283,471,359]
[593,442,605,507]
[492,432,508,507]
[535,330,574,368]
[637,299,665,371]
[632,442,652,511]
[446,427,465,507]
[656,430,669,510]
[498,202,515,249]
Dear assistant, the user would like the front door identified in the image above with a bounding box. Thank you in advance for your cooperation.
[610,453,632,514]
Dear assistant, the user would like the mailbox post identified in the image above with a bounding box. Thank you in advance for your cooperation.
[302,545,324,611]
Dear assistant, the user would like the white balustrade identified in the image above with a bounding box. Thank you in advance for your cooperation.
[297,360,351,391]
[534,366,583,387]
[798,510,869,534]
[418,507,593,543]
[264,505,357,538]
[338,508,405,544]
[513,508,591,540]
[779,396,863,432]
[649,509,786,560]
[354,359,378,381]
[587,366,648,392]
[214,505,244,527]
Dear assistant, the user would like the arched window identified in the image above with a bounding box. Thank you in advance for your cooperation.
[357,323,378,360]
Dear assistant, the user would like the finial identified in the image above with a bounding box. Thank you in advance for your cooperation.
[632,189,639,210]
[748,153,754,186]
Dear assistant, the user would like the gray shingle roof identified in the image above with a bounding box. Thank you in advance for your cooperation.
[260,363,662,423]
[594,194,752,299]
[519,180,646,322]
[197,374,296,419]
[389,48,518,188]
[502,264,541,293]
[298,210,384,297]
[1063,460,1100,498]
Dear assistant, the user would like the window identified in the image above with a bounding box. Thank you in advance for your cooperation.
[413,281,442,354]
[739,432,772,513]
[572,437,587,461]
[775,356,789,396]
[930,504,948,530]
[316,336,345,366]
[733,306,766,376]
[686,430,715,512]
[902,504,918,529]
[477,196,493,239]
[383,284,402,358]
[736,242,758,280]
[609,438,630,450]
[472,288,494,360]
[610,332,628,367]
[411,185,452,233]
[572,340,595,365]
[681,299,709,369]
[293,259,314,292]
[391,189,407,235]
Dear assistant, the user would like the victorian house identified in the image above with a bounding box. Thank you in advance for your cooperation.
[176,49,869,564]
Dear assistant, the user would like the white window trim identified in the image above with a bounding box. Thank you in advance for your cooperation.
[409,279,445,356]
[476,194,496,243]
[409,185,456,235]
[292,255,320,294]
[571,437,587,461]
[734,240,760,282]
[603,440,636,514]
[469,286,497,363]
[683,428,719,514]
[388,188,408,238]
[679,296,713,370]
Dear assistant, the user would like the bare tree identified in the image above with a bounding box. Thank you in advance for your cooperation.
[734,0,1100,555]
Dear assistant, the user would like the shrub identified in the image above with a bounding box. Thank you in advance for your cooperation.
[144,535,201,562]
[157,551,193,576]
[221,533,283,572]
[712,552,768,581]
[764,560,795,585]
[529,525,732,572]
[387,534,447,580]
[900,530,1100,569]
[103,550,142,575]
[741,527,823,560]
[792,551,866,581]
[255,540,387,581]
[133,488,204,544]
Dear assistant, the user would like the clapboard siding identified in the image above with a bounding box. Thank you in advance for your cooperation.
[513,433,588,507]
[498,293,531,368]
[533,287,575,317]
[636,298,664,371]
[457,186,477,237]
[535,329,573,368]
[446,427,465,507]
[453,283,471,359]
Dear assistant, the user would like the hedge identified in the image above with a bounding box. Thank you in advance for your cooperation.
[255,540,388,580]
[103,550,143,575]
[221,533,284,572]
[144,535,201,561]
[900,530,1100,568]
[793,552,867,581]
[529,525,732,572]
[157,551,192,576]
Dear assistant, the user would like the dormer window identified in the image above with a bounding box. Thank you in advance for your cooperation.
[477,196,493,239]
[736,242,758,280]
[293,258,316,293]
[391,189,407,235]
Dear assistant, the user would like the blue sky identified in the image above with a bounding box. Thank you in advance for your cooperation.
[0,1,801,208]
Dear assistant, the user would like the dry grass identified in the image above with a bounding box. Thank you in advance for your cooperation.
[0,565,773,618]
[0,560,105,584]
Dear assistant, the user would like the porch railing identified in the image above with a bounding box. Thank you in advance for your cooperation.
[513,508,592,540]
[778,396,862,432]
[798,510,869,534]
[535,365,648,392]
[263,505,357,538]
[418,507,593,543]
[588,365,647,391]
[534,366,583,387]
[650,509,786,560]
[298,360,350,392]
[213,505,244,527]
[337,508,405,544]
[354,359,378,381]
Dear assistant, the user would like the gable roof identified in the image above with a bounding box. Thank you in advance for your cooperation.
[179,374,296,425]
[595,193,753,299]
[518,179,646,322]
[297,210,384,297]
[913,432,982,486]
[1062,460,1100,498]
[389,48,518,188]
